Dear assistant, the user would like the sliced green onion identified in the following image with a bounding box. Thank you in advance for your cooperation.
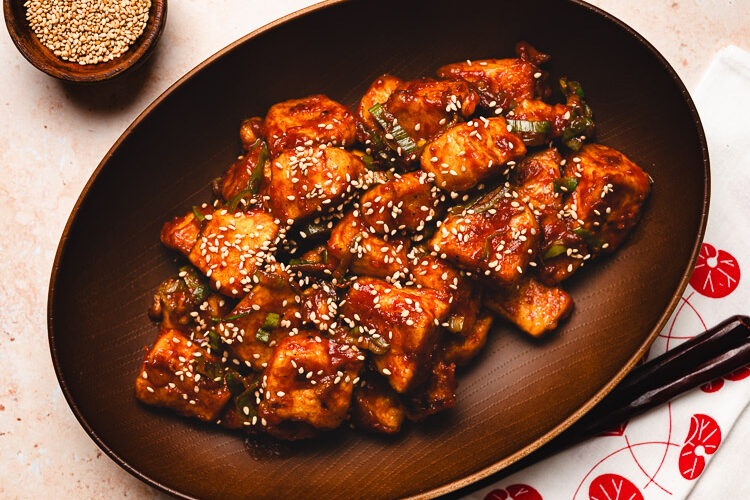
[543,243,567,260]
[560,78,585,99]
[368,103,420,156]
[191,205,206,222]
[212,311,252,323]
[572,227,604,249]
[235,389,257,420]
[507,119,552,134]
[227,188,254,212]
[361,154,376,170]
[206,330,223,352]
[321,248,329,265]
[447,315,465,334]
[261,312,280,329]
[178,266,209,303]
[255,327,271,343]
[196,360,223,380]
[224,371,246,397]
[554,176,579,193]
[349,326,390,355]
[247,142,268,194]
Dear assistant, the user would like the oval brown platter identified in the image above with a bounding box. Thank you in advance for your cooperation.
[47,0,709,498]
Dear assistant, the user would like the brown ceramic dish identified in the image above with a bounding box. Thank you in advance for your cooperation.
[47,0,709,498]
[3,0,167,82]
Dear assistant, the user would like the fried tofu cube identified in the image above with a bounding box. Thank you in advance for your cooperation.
[135,329,231,422]
[263,94,357,156]
[429,188,540,286]
[266,147,366,223]
[404,358,457,422]
[188,209,280,297]
[421,117,526,191]
[408,252,482,336]
[258,334,364,440]
[358,170,444,234]
[563,144,651,254]
[437,57,546,110]
[351,375,405,434]
[484,277,573,336]
[327,212,411,280]
[443,312,494,365]
[356,74,404,144]
[160,204,213,257]
[215,266,302,371]
[383,78,479,147]
[341,277,450,393]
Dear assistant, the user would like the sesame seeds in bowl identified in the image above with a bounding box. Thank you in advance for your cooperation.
[4,0,167,82]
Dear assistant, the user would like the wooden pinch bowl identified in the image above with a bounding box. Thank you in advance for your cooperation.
[3,0,167,82]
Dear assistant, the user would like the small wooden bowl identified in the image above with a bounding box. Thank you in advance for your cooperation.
[3,0,167,82]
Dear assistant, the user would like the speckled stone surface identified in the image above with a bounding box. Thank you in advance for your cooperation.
[1,1,748,498]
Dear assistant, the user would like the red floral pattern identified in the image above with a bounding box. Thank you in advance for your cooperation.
[678,414,722,480]
[589,473,644,500]
[689,243,740,298]
[484,484,543,500]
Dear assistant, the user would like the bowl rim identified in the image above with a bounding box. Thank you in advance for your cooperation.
[3,0,167,82]
[46,0,710,498]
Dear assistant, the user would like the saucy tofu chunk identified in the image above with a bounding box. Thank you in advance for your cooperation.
[484,277,573,336]
[263,95,356,156]
[358,170,444,235]
[216,266,302,371]
[404,358,457,422]
[351,375,405,434]
[511,148,586,284]
[160,204,213,257]
[563,144,651,254]
[136,329,231,422]
[258,334,364,440]
[437,57,546,110]
[408,251,482,336]
[327,212,411,280]
[341,277,450,393]
[266,147,366,223]
[239,117,264,151]
[421,117,526,191]
[376,78,479,162]
[443,312,494,365]
[188,209,280,297]
[429,188,540,286]
[356,74,404,144]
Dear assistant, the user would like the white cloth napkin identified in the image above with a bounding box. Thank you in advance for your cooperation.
[464,45,750,500]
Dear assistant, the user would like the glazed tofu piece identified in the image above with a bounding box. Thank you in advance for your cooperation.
[215,265,302,371]
[408,251,482,336]
[437,56,547,110]
[420,117,526,192]
[484,277,573,336]
[258,334,364,440]
[327,212,411,281]
[160,204,213,257]
[429,188,540,286]
[356,74,404,145]
[341,277,450,393]
[239,117,264,151]
[299,282,339,334]
[135,329,231,422]
[188,209,280,297]
[358,170,444,235]
[266,146,366,224]
[443,312,494,365]
[263,95,357,156]
[562,144,651,254]
[351,375,406,434]
[404,358,457,422]
[374,78,479,163]
[220,140,269,203]
[147,266,223,332]
[511,149,586,284]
